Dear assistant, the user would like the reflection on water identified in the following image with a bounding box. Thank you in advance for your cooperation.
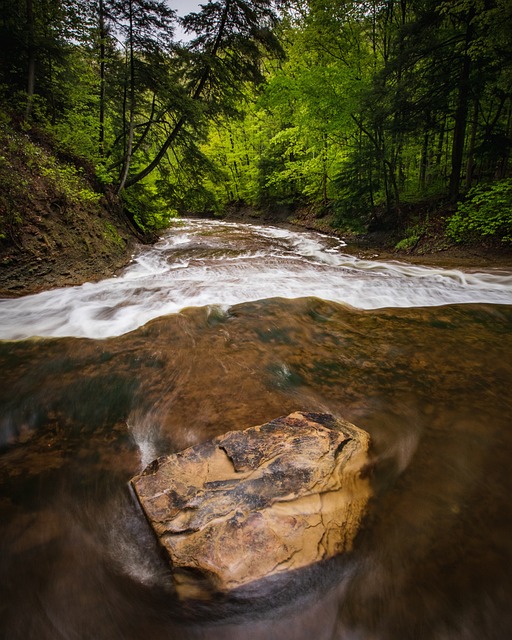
[1,297,512,639]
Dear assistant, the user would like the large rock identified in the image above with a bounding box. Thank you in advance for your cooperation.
[130,412,371,598]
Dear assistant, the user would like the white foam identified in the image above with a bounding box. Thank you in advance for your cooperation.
[1,218,511,340]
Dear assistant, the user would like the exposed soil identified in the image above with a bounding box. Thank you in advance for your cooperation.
[0,204,138,298]
[0,125,141,298]
[340,238,512,271]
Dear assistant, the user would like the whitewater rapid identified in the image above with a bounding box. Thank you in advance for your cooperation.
[1,219,511,340]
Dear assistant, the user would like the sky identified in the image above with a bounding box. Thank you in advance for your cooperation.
[169,0,201,41]
[171,0,202,16]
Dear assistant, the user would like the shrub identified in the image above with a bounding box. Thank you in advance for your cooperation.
[447,179,512,243]
[395,233,420,251]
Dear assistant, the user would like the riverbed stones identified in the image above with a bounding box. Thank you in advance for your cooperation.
[130,411,371,598]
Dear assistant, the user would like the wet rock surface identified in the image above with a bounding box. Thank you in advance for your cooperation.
[130,411,371,597]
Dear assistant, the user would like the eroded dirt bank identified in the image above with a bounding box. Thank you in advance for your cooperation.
[2,171,511,300]
[0,126,141,297]
[0,205,137,298]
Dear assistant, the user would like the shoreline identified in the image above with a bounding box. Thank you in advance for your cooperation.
[2,214,511,299]
[203,210,512,273]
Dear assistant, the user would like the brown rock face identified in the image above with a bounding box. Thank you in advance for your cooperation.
[130,412,371,598]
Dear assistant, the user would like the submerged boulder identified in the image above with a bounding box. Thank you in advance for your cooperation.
[130,412,371,598]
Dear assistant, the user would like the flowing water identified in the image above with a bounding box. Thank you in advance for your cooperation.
[1,219,512,639]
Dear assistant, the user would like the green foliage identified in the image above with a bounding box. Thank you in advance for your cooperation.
[447,180,512,243]
[95,163,114,186]
[1,0,512,240]
[103,221,125,248]
[331,190,372,234]
[0,131,26,238]
[395,226,423,251]
[183,185,221,214]
[121,182,177,232]
[17,133,103,205]
[0,120,103,245]
[46,50,103,164]
[39,162,101,205]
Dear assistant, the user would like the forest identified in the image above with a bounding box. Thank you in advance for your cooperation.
[1,0,512,247]
[1,6,512,636]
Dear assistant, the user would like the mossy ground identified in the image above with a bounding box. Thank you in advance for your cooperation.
[0,122,138,297]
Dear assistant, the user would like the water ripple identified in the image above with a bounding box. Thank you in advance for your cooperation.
[1,219,511,340]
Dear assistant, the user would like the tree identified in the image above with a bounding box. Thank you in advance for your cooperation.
[121,0,283,189]
[100,0,175,191]
[194,0,512,230]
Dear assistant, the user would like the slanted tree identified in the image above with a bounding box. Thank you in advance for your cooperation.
[98,0,175,191]
[121,0,283,189]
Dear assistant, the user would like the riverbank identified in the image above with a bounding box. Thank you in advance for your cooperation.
[2,220,511,638]
[2,187,511,300]
[213,203,512,272]
[2,217,511,342]
[0,124,141,298]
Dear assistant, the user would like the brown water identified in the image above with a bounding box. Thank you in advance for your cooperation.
[1,221,512,639]
[1,298,512,639]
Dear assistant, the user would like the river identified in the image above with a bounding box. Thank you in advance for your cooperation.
[1,219,512,639]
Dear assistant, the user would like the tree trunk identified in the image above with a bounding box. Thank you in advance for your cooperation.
[99,0,106,157]
[449,12,474,202]
[123,0,232,190]
[25,0,36,119]
[368,162,375,209]
[497,101,512,179]
[117,0,135,194]
[351,114,397,214]
[321,132,328,204]
[419,130,429,191]
[435,113,446,173]
[388,159,400,215]
[465,96,479,189]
